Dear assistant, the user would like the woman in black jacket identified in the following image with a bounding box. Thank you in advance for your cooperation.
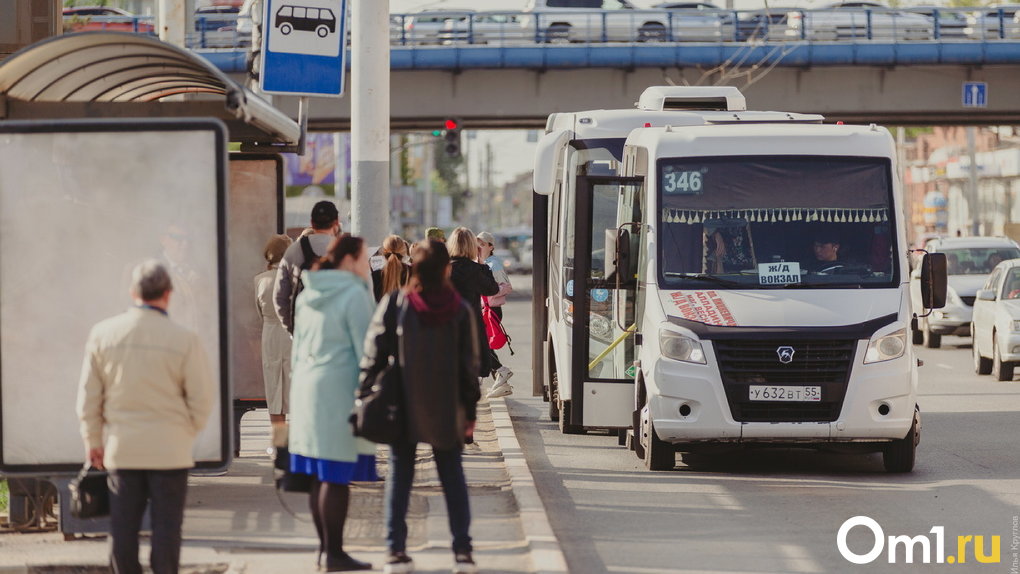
[447,227,499,379]
[359,240,482,574]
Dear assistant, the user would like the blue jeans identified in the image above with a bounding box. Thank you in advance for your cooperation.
[108,468,189,574]
[385,441,472,554]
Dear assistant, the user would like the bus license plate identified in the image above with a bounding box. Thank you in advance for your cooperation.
[749,385,821,402]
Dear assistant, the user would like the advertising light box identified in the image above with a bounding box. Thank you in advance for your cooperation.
[0,119,230,472]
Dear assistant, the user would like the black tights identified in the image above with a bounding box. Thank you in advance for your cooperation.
[309,479,351,560]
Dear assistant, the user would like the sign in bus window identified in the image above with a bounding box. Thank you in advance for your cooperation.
[662,166,706,195]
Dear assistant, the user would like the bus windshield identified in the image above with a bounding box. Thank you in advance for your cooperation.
[657,156,898,289]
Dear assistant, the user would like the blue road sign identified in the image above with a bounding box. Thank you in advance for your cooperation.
[260,0,347,97]
[962,82,987,108]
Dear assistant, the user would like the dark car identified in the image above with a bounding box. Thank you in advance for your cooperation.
[275,5,337,37]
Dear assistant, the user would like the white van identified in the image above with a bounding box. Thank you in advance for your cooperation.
[532,86,947,472]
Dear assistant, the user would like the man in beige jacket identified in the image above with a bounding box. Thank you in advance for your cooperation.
[76,260,215,574]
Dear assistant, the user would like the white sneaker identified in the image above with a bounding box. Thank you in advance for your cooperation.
[494,366,514,387]
[487,381,513,398]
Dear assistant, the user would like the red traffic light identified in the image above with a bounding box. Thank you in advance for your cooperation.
[444,119,459,130]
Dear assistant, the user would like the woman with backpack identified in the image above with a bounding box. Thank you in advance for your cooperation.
[360,239,482,574]
[288,233,376,572]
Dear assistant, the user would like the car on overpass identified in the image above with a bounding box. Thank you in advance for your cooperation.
[900,6,969,39]
[964,5,1020,39]
[652,2,733,41]
[910,236,1020,348]
[396,9,474,45]
[785,1,934,41]
[437,12,527,45]
[971,257,1020,380]
[520,0,679,43]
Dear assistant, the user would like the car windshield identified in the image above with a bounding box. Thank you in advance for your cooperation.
[658,155,898,289]
[942,247,1020,275]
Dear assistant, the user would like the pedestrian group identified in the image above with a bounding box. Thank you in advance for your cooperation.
[76,200,516,574]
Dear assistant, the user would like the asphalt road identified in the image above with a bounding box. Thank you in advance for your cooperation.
[498,286,1020,574]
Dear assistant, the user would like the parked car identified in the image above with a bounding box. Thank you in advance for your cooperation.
[971,258,1020,380]
[521,0,676,43]
[910,236,1020,348]
[63,6,154,34]
[964,5,1020,39]
[901,6,969,39]
[397,9,474,45]
[438,12,526,45]
[785,1,933,41]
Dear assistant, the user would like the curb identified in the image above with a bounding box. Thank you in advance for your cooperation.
[488,397,569,574]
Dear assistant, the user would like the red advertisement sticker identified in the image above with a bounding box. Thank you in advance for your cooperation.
[668,290,738,327]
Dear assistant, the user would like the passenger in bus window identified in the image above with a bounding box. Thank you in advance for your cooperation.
[808,232,844,273]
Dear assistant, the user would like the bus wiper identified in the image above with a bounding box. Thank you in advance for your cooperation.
[663,273,745,288]
[781,282,863,289]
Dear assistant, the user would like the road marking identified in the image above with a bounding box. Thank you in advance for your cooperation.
[936,363,953,369]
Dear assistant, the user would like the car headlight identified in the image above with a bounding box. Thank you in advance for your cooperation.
[1012,320,1020,332]
[864,328,906,364]
[659,330,706,364]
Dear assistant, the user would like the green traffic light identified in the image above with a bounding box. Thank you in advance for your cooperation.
[432,129,444,137]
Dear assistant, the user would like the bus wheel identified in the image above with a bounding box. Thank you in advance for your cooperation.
[644,417,674,471]
[548,374,560,422]
[883,409,919,473]
[316,25,329,37]
[280,23,292,35]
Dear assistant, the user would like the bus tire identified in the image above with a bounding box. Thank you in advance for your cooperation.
[922,319,941,349]
[644,418,674,471]
[316,25,329,37]
[280,23,292,35]
[548,374,560,422]
[632,408,645,460]
[883,410,919,473]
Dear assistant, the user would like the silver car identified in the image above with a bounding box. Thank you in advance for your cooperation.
[964,5,1020,40]
[972,258,1020,380]
[910,236,1020,348]
[396,9,474,46]
[438,12,526,45]
[786,1,934,41]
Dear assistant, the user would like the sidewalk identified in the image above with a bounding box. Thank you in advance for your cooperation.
[0,394,565,573]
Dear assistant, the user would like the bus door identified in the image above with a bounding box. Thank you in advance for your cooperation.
[569,176,643,429]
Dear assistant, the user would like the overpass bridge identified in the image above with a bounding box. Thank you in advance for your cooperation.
[206,40,1020,130]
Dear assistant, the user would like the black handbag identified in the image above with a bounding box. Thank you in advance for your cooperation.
[69,464,109,519]
[350,295,406,444]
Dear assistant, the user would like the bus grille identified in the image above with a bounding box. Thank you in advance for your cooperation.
[713,338,856,423]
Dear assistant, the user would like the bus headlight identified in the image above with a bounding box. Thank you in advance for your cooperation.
[864,328,906,364]
[659,331,706,364]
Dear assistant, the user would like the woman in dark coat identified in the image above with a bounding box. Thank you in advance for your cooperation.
[360,239,482,574]
[446,226,499,378]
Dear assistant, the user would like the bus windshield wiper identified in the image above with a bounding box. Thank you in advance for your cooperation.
[781,282,863,289]
[663,273,746,288]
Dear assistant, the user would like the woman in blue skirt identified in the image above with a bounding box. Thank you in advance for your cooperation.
[289,233,377,572]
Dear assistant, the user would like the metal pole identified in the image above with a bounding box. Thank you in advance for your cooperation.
[967,126,980,236]
[157,0,186,47]
[350,0,390,245]
[424,137,434,229]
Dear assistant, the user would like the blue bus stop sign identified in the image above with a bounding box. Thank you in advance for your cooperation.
[260,0,347,97]
[962,82,987,108]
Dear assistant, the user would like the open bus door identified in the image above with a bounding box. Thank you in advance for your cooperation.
[565,176,644,431]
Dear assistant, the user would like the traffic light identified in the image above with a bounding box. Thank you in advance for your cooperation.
[443,118,461,159]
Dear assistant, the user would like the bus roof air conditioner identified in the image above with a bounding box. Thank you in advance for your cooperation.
[637,86,747,112]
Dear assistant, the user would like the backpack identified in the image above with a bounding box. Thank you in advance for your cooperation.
[482,296,513,354]
[287,235,318,334]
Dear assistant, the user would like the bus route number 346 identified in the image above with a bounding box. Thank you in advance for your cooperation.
[663,170,703,195]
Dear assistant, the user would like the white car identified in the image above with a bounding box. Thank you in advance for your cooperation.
[520,0,676,43]
[910,236,1020,348]
[438,12,526,45]
[972,258,1020,381]
[964,5,1020,39]
[786,1,934,41]
[396,9,474,45]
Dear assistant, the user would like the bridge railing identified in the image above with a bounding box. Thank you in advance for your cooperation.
[61,8,1020,51]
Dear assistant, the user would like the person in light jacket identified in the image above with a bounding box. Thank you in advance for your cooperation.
[288,233,376,572]
[360,239,481,574]
[476,231,514,398]
[255,234,293,429]
[76,260,215,574]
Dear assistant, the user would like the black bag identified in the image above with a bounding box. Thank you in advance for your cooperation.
[69,464,109,519]
[287,235,318,334]
[350,295,406,444]
[273,444,312,493]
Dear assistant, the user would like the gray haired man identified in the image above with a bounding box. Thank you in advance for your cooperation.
[76,260,215,574]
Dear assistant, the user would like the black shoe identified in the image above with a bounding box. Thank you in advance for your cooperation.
[453,552,478,574]
[383,551,414,573]
[325,552,372,572]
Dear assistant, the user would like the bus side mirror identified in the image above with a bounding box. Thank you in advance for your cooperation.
[605,228,632,286]
[920,252,948,309]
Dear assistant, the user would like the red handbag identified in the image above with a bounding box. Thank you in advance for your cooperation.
[481,297,509,350]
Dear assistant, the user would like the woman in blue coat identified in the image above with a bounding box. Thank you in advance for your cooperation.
[289,233,376,572]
